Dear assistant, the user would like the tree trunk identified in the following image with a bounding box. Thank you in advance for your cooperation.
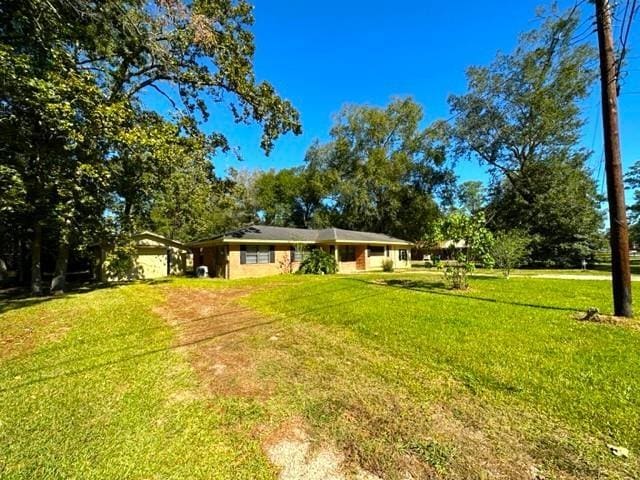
[30,223,43,295]
[50,240,70,294]
[18,236,26,284]
[123,201,133,229]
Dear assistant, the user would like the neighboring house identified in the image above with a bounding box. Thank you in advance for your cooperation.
[430,239,467,260]
[189,225,413,279]
[95,231,193,281]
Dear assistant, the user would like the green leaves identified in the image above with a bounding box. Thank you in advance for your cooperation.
[1,0,301,291]
[488,154,603,266]
[492,230,531,278]
[0,165,27,219]
[437,211,495,267]
[448,6,602,267]
[449,7,596,184]
[298,249,338,275]
[307,98,454,241]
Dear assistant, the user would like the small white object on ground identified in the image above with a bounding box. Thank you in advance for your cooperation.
[607,444,629,458]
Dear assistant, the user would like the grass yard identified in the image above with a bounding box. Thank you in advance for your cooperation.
[1,274,639,479]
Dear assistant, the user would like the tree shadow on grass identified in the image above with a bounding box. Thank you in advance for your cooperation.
[0,275,589,393]
[0,286,385,394]
[0,279,171,315]
[4,281,363,370]
[356,277,580,313]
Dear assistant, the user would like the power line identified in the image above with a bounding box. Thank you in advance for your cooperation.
[615,0,639,93]
[598,150,606,198]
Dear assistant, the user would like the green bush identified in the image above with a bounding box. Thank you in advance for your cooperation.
[443,259,474,290]
[105,239,139,280]
[492,230,531,278]
[382,258,394,272]
[298,249,337,274]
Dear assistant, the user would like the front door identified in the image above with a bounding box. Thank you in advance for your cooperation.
[215,246,227,278]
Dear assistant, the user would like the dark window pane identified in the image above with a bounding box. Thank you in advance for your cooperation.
[245,245,271,264]
[339,245,356,262]
[292,248,306,262]
[257,245,270,264]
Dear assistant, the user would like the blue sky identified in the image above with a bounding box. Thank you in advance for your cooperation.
[152,1,640,192]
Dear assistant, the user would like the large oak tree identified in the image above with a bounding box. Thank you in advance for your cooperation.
[448,7,603,265]
[0,0,301,293]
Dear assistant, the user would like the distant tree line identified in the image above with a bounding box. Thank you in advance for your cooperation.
[248,97,455,243]
[1,2,608,293]
[245,7,605,268]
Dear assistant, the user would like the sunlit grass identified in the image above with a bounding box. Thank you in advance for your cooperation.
[0,284,273,480]
[1,273,639,478]
[244,273,640,477]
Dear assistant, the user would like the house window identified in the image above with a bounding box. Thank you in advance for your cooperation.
[243,245,273,264]
[339,245,356,262]
[291,247,308,262]
[399,249,408,261]
[368,246,385,257]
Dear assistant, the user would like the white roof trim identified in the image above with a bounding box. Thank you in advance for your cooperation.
[133,231,187,248]
[328,240,413,246]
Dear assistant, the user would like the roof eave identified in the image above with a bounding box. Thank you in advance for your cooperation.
[319,239,414,246]
[222,238,317,244]
[132,231,188,248]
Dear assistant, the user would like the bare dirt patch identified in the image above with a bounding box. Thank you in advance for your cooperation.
[154,286,276,398]
[574,308,640,330]
[265,418,381,480]
[154,286,386,479]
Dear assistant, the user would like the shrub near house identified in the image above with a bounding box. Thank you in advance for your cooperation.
[299,249,338,274]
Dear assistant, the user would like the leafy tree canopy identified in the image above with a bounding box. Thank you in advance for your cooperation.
[449,7,596,195]
[448,6,602,265]
[488,153,603,266]
[456,180,486,215]
[438,211,494,266]
[624,160,640,247]
[306,98,454,241]
[492,230,531,278]
[0,0,301,292]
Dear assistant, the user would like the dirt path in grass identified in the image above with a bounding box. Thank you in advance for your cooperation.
[154,286,276,398]
[153,285,607,480]
[154,286,381,480]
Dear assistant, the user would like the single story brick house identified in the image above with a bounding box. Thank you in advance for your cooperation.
[189,225,413,279]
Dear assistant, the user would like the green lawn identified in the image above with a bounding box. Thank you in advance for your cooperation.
[411,255,640,276]
[0,283,274,480]
[1,274,639,479]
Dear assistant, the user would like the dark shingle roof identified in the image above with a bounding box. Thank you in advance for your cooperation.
[191,225,412,245]
[316,228,411,244]
[219,225,318,242]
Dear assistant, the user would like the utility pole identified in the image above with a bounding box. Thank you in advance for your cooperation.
[595,0,633,317]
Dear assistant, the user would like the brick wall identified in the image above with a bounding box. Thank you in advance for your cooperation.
[228,244,298,279]
[195,242,410,279]
[355,245,366,270]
